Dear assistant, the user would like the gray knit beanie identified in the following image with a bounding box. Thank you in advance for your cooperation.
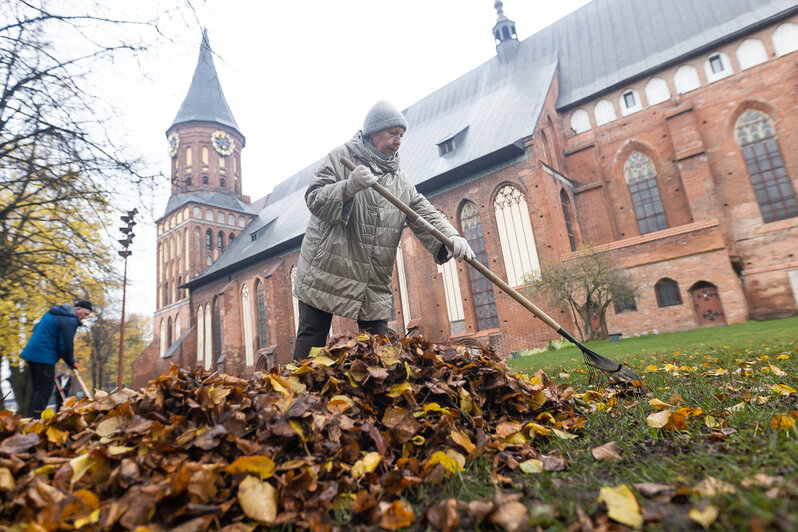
[362,100,408,137]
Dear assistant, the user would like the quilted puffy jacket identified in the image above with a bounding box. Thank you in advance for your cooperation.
[293,132,458,321]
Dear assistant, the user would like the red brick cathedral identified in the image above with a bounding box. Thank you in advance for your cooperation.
[132,0,798,387]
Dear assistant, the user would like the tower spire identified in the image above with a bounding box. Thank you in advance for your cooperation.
[170,30,241,135]
[492,1,519,61]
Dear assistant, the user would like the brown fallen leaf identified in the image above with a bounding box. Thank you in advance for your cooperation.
[237,475,277,523]
[632,482,675,498]
[489,501,528,532]
[591,441,621,462]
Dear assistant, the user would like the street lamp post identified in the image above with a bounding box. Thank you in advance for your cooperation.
[117,209,137,390]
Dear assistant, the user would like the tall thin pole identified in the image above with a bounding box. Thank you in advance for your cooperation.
[118,252,128,390]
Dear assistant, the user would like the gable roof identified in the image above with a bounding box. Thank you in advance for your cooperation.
[184,0,797,288]
[170,30,241,135]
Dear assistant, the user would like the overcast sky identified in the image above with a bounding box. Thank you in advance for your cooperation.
[109,0,593,317]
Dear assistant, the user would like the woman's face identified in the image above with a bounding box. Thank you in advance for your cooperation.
[368,126,405,157]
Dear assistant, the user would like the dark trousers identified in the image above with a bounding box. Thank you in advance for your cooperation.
[292,300,388,360]
[27,361,55,418]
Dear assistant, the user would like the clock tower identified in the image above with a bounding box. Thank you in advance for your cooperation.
[153,30,254,357]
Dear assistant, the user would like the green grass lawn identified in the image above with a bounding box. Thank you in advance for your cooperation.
[509,316,798,374]
[404,318,798,530]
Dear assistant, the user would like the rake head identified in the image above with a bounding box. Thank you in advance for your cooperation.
[580,344,646,391]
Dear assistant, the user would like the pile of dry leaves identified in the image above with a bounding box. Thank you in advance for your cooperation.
[0,333,591,531]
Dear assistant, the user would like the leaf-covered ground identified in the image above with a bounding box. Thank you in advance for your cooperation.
[0,319,795,531]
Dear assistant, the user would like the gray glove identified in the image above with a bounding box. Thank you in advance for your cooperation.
[344,165,378,198]
[450,235,475,262]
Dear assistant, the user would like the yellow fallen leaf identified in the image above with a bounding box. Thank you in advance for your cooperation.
[524,422,551,436]
[450,430,476,453]
[689,504,719,529]
[776,354,789,360]
[519,459,544,474]
[644,364,659,373]
[703,415,723,429]
[351,452,382,478]
[327,394,355,413]
[224,456,276,479]
[729,402,746,412]
[237,475,277,523]
[648,398,670,410]
[771,384,796,396]
[425,451,463,475]
[770,414,796,431]
[552,428,578,440]
[308,346,323,358]
[45,426,69,445]
[69,454,95,487]
[646,410,671,429]
[311,355,336,366]
[386,381,413,398]
[0,467,14,491]
[108,446,134,456]
[41,409,55,420]
[289,420,306,442]
[597,485,643,528]
[95,416,127,438]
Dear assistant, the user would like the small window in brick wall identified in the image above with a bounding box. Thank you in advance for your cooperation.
[655,278,682,307]
[709,54,723,73]
[613,294,637,313]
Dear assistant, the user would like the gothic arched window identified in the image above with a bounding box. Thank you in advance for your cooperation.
[494,185,540,285]
[212,297,222,366]
[256,280,268,349]
[205,229,212,251]
[166,316,173,348]
[217,231,224,252]
[655,278,682,307]
[624,152,668,235]
[461,202,499,330]
[203,304,212,370]
[290,266,300,334]
[734,110,797,223]
[241,284,254,366]
[196,306,205,364]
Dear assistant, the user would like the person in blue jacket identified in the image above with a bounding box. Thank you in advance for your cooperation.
[20,300,92,417]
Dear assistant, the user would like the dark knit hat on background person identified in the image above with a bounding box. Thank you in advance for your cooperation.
[74,300,93,312]
[362,100,408,137]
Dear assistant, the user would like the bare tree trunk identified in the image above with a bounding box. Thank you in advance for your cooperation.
[8,364,31,416]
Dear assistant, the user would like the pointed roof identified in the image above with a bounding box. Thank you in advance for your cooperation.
[170,30,241,134]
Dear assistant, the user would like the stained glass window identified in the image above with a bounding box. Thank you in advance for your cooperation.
[624,152,668,234]
[256,281,268,349]
[735,110,797,223]
[461,202,499,330]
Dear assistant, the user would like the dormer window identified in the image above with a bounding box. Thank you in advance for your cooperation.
[709,54,723,73]
[619,89,642,116]
[438,138,455,156]
[250,232,258,242]
[704,52,732,82]
[437,126,469,157]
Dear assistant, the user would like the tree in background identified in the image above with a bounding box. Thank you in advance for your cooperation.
[75,311,151,392]
[0,2,190,411]
[524,251,637,341]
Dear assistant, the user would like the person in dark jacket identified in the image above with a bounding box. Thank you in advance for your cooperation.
[20,300,92,417]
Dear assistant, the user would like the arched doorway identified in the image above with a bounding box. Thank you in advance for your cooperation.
[690,281,726,326]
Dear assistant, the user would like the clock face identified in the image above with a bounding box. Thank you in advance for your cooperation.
[211,130,235,156]
[167,133,179,157]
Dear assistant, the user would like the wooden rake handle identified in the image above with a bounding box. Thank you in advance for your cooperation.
[72,368,93,401]
[339,156,562,333]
